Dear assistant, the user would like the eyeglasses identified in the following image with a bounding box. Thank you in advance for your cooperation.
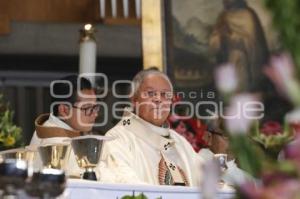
[142,90,173,100]
[72,104,100,116]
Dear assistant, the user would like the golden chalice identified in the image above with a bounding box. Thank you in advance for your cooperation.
[38,143,71,170]
[70,135,113,181]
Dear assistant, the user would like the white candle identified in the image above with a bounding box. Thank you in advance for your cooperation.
[79,41,96,75]
[111,0,117,18]
[79,24,97,85]
[123,0,129,18]
[135,0,141,18]
[99,0,106,18]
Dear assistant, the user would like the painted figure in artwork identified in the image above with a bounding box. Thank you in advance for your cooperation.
[209,0,269,91]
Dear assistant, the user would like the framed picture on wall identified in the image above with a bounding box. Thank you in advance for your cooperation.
[164,0,280,91]
[163,0,292,121]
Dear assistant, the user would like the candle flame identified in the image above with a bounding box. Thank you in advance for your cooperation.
[84,24,92,31]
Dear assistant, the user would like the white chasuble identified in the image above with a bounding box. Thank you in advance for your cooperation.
[102,109,203,186]
[30,114,117,183]
[30,113,83,177]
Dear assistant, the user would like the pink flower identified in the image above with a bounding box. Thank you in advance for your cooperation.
[262,171,293,186]
[286,108,300,124]
[260,121,282,136]
[225,94,263,134]
[283,138,300,164]
[240,180,300,199]
[262,180,300,199]
[264,53,294,94]
[264,53,300,105]
[285,108,300,137]
[214,63,238,93]
[239,181,262,199]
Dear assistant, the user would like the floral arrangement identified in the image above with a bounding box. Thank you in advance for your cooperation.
[0,94,23,151]
[148,0,300,197]
[168,96,208,152]
[120,193,162,199]
[167,1,300,197]
[251,120,294,159]
[209,0,300,195]
[214,54,300,198]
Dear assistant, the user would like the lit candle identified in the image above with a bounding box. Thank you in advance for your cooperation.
[79,24,97,85]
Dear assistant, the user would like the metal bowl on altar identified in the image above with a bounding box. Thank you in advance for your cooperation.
[69,135,113,181]
[25,168,66,198]
[38,143,71,170]
[0,147,35,163]
[0,147,36,198]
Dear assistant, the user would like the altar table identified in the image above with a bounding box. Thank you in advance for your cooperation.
[63,179,235,199]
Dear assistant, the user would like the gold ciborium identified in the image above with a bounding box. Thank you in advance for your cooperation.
[38,143,71,170]
[70,135,113,181]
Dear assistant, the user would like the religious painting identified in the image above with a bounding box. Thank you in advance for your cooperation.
[164,0,280,90]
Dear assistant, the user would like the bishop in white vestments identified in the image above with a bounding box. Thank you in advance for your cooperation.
[103,70,203,186]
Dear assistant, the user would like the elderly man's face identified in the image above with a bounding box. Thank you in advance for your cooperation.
[133,75,172,126]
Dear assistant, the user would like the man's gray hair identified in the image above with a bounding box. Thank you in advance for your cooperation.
[131,69,173,98]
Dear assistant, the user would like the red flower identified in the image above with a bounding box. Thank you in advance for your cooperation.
[260,121,282,136]
[174,121,187,134]
[168,114,208,152]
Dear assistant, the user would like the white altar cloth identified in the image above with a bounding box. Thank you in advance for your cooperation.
[64,179,235,199]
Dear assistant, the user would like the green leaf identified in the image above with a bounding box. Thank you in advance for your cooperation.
[120,193,149,199]
[264,0,300,79]
[0,93,23,150]
[229,135,264,177]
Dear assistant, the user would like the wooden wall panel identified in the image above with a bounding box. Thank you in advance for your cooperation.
[0,0,10,34]
[0,0,140,33]
[6,0,100,22]
[0,14,10,35]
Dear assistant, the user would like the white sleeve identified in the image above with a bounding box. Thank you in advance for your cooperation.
[222,160,254,185]
[99,129,147,184]
[198,148,214,161]
[29,131,41,146]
